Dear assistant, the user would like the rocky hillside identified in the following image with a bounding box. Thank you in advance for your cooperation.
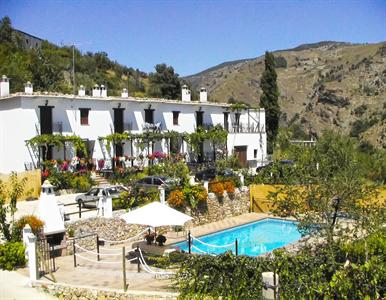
[184,41,386,148]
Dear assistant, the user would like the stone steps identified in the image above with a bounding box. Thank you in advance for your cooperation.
[93,173,110,186]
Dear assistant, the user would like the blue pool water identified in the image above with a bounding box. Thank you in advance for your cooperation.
[174,218,301,256]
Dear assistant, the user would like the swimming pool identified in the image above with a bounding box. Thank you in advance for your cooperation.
[173,218,301,256]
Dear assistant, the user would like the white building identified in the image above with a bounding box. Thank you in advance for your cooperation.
[0,77,267,174]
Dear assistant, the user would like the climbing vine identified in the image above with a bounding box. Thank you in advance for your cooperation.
[99,128,227,155]
[26,134,88,158]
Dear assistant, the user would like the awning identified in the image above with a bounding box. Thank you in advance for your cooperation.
[120,201,192,227]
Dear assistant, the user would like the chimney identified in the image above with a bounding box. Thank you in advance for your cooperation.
[92,84,100,97]
[199,87,207,103]
[121,88,128,98]
[181,85,191,102]
[24,81,33,95]
[100,84,107,97]
[78,85,85,97]
[0,75,10,97]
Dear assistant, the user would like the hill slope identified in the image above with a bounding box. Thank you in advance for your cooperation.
[184,41,386,148]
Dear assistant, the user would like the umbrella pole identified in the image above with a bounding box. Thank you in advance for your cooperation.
[154,227,157,245]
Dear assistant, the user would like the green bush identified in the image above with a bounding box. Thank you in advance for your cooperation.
[174,232,386,299]
[112,191,135,210]
[70,174,92,192]
[146,160,190,185]
[0,242,26,270]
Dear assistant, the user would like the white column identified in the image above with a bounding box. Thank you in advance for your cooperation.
[27,233,38,282]
[22,225,32,259]
[203,181,209,191]
[262,272,279,300]
[104,196,113,218]
[239,174,245,187]
[159,187,165,204]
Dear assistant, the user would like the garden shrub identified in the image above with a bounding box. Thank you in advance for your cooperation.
[70,174,92,192]
[0,242,26,270]
[209,181,224,197]
[223,181,235,194]
[167,190,185,208]
[146,160,190,185]
[182,185,208,209]
[12,215,44,241]
[174,233,386,299]
[112,191,135,210]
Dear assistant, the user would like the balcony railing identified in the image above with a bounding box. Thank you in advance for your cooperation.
[228,122,264,133]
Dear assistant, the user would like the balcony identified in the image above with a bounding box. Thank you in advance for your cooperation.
[228,122,264,133]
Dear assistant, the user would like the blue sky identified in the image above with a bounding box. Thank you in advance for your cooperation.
[1,0,385,76]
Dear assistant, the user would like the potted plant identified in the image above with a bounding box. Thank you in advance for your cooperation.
[144,232,155,245]
[156,234,167,246]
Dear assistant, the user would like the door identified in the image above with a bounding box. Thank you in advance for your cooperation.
[234,146,247,167]
[114,108,124,157]
[39,106,53,160]
[196,111,204,128]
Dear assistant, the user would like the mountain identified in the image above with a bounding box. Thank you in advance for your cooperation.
[184,41,386,148]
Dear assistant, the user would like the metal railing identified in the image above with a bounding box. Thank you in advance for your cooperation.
[228,122,264,133]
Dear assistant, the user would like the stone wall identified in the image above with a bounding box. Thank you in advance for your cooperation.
[190,188,250,226]
[34,282,178,300]
[63,189,250,253]
[65,213,148,254]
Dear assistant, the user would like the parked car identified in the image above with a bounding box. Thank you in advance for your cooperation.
[195,168,234,181]
[134,176,178,191]
[75,185,129,208]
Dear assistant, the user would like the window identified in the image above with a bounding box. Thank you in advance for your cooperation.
[172,111,180,125]
[223,112,229,131]
[254,149,258,158]
[80,108,90,125]
[196,111,204,128]
[154,178,163,185]
[144,109,154,124]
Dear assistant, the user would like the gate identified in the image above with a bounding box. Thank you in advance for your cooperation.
[36,237,57,282]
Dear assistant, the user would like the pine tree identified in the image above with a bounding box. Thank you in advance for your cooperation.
[260,51,280,153]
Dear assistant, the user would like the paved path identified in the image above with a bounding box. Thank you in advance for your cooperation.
[0,270,56,300]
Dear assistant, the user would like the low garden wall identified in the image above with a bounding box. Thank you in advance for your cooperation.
[65,213,148,253]
[34,281,178,300]
[0,169,41,200]
[189,188,250,226]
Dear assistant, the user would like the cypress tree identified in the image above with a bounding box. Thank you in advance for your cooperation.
[260,51,280,153]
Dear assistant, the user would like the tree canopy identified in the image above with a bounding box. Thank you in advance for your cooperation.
[260,51,280,153]
[148,63,181,99]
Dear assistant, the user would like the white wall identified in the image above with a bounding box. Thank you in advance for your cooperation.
[0,95,267,173]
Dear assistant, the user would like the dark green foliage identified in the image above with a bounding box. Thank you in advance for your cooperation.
[148,64,181,99]
[274,55,287,68]
[175,252,266,299]
[353,104,368,117]
[0,242,26,270]
[260,51,280,153]
[350,117,378,137]
[0,17,148,95]
[174,231,386,299]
